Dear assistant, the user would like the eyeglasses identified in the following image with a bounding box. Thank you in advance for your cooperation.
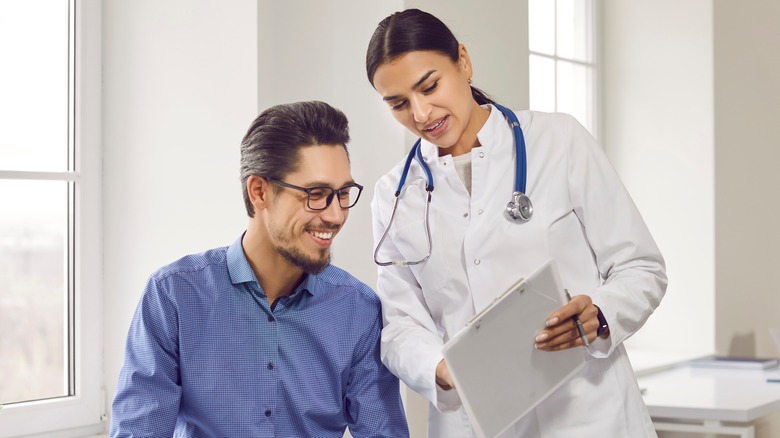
[265,177,364,210]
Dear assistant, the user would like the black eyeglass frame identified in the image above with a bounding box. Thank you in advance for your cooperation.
[265,177,364,210]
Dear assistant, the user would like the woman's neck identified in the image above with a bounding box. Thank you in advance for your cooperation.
[440,104,490,157]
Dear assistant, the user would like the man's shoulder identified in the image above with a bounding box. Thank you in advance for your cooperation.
[149,246,229,283]
[316,265,380,307]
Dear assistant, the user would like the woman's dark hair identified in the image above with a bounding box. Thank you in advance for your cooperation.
[365,8,494,105]
[239,101,350,217]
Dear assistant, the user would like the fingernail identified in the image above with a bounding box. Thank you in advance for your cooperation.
[535,333,549,342]
[545,317,559,327]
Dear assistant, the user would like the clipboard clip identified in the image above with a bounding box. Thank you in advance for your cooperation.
[468,280,526,328]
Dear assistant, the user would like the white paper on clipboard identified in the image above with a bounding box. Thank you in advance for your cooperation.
[441,259,587,438]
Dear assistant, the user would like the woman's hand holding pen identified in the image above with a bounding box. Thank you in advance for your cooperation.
[534,293,599,351]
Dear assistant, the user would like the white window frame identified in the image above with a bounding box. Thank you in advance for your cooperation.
[528,0,602,140]
[0,1,103,437]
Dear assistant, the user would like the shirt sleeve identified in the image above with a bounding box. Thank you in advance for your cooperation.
[563,114,668,357]
[370,182,462,413]
[345,294,410,437]
[110,276,182,437]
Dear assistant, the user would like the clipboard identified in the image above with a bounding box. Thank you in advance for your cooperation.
[441,259,587,438]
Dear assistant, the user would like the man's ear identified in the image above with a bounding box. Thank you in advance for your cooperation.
[246,175,271,211]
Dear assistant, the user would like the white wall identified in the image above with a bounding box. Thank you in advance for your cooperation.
[602,0,715,356]
[102,0,258,425]
[713,2,780,435]
[713,0,780,360]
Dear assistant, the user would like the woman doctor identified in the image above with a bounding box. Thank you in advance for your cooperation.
[366,8,667,438]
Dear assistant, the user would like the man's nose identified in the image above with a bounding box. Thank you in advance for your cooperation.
[319,195,347,225]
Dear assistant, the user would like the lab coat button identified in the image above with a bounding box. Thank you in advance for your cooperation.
[474,259,481,265]
[478,209,484,215]
[479,152,485,158]
[463,212,469,218]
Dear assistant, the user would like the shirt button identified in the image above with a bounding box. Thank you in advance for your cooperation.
[474,259,481,265]
[478,209,484,215]
[267,362,274,370]
[265,410,272,417]
[268,315,274,322]
[479,152,485,158]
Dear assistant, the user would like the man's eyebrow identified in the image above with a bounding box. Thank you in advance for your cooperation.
[382,70,436,102]
[303,179,356,188]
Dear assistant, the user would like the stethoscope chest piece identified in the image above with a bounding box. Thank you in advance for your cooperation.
[505,191,533,222]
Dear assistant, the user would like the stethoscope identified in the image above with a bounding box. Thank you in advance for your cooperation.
[373,103,533,267]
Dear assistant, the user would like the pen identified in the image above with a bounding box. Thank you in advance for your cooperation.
[564,289,590,347]
[768,379,780,383]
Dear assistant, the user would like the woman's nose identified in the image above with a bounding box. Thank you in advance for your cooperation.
[410,97,432,124]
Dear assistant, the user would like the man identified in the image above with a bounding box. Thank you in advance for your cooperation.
[110,101,409,437]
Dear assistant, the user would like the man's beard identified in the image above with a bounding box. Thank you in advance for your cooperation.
[276,244,331,274]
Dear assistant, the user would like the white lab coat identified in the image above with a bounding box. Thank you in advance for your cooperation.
[371,107,667,437]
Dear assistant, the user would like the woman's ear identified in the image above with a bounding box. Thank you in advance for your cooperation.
[246,175,270,211]
[457,44,473,79]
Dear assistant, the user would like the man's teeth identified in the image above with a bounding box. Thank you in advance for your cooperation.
[311,231,333,240]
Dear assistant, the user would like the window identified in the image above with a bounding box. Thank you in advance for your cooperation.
[0,1,103,436]
[529,0,599,138]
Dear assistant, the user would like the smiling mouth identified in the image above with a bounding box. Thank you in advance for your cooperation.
[309,230,334,240]
[422,116,447,132]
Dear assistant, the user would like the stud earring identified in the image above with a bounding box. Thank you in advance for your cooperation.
[468,78,473,85]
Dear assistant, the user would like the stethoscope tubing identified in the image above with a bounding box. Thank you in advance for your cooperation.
[373,103,530,267]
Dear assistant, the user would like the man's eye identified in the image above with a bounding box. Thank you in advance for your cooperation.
[308,189,328,200]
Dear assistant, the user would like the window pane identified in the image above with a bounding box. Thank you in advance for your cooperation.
[529,0,556,55]
[556,0,593,63]
[0,180,68,404]
[557,60,594,134]
[529,55,556,113]
[0,0,70,172]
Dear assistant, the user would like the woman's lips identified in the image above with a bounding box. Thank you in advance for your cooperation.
[422,115,448,138]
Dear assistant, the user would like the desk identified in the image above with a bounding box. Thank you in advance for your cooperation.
[636,363,780,438]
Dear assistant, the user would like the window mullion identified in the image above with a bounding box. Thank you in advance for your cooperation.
[0,170,78,181]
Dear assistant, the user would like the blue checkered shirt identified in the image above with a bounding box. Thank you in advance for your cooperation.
[110,234,409,437]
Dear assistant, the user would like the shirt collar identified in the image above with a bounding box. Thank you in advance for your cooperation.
[226,232,316,297]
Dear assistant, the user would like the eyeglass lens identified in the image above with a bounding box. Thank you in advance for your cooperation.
[308,186,361,210]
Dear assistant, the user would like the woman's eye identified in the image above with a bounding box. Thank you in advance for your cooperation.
[422,81,438,94]
[390,100,408,111]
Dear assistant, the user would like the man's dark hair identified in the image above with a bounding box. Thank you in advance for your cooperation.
[240,101,350,217]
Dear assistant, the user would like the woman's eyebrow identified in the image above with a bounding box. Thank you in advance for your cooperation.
[382,70,436,101]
